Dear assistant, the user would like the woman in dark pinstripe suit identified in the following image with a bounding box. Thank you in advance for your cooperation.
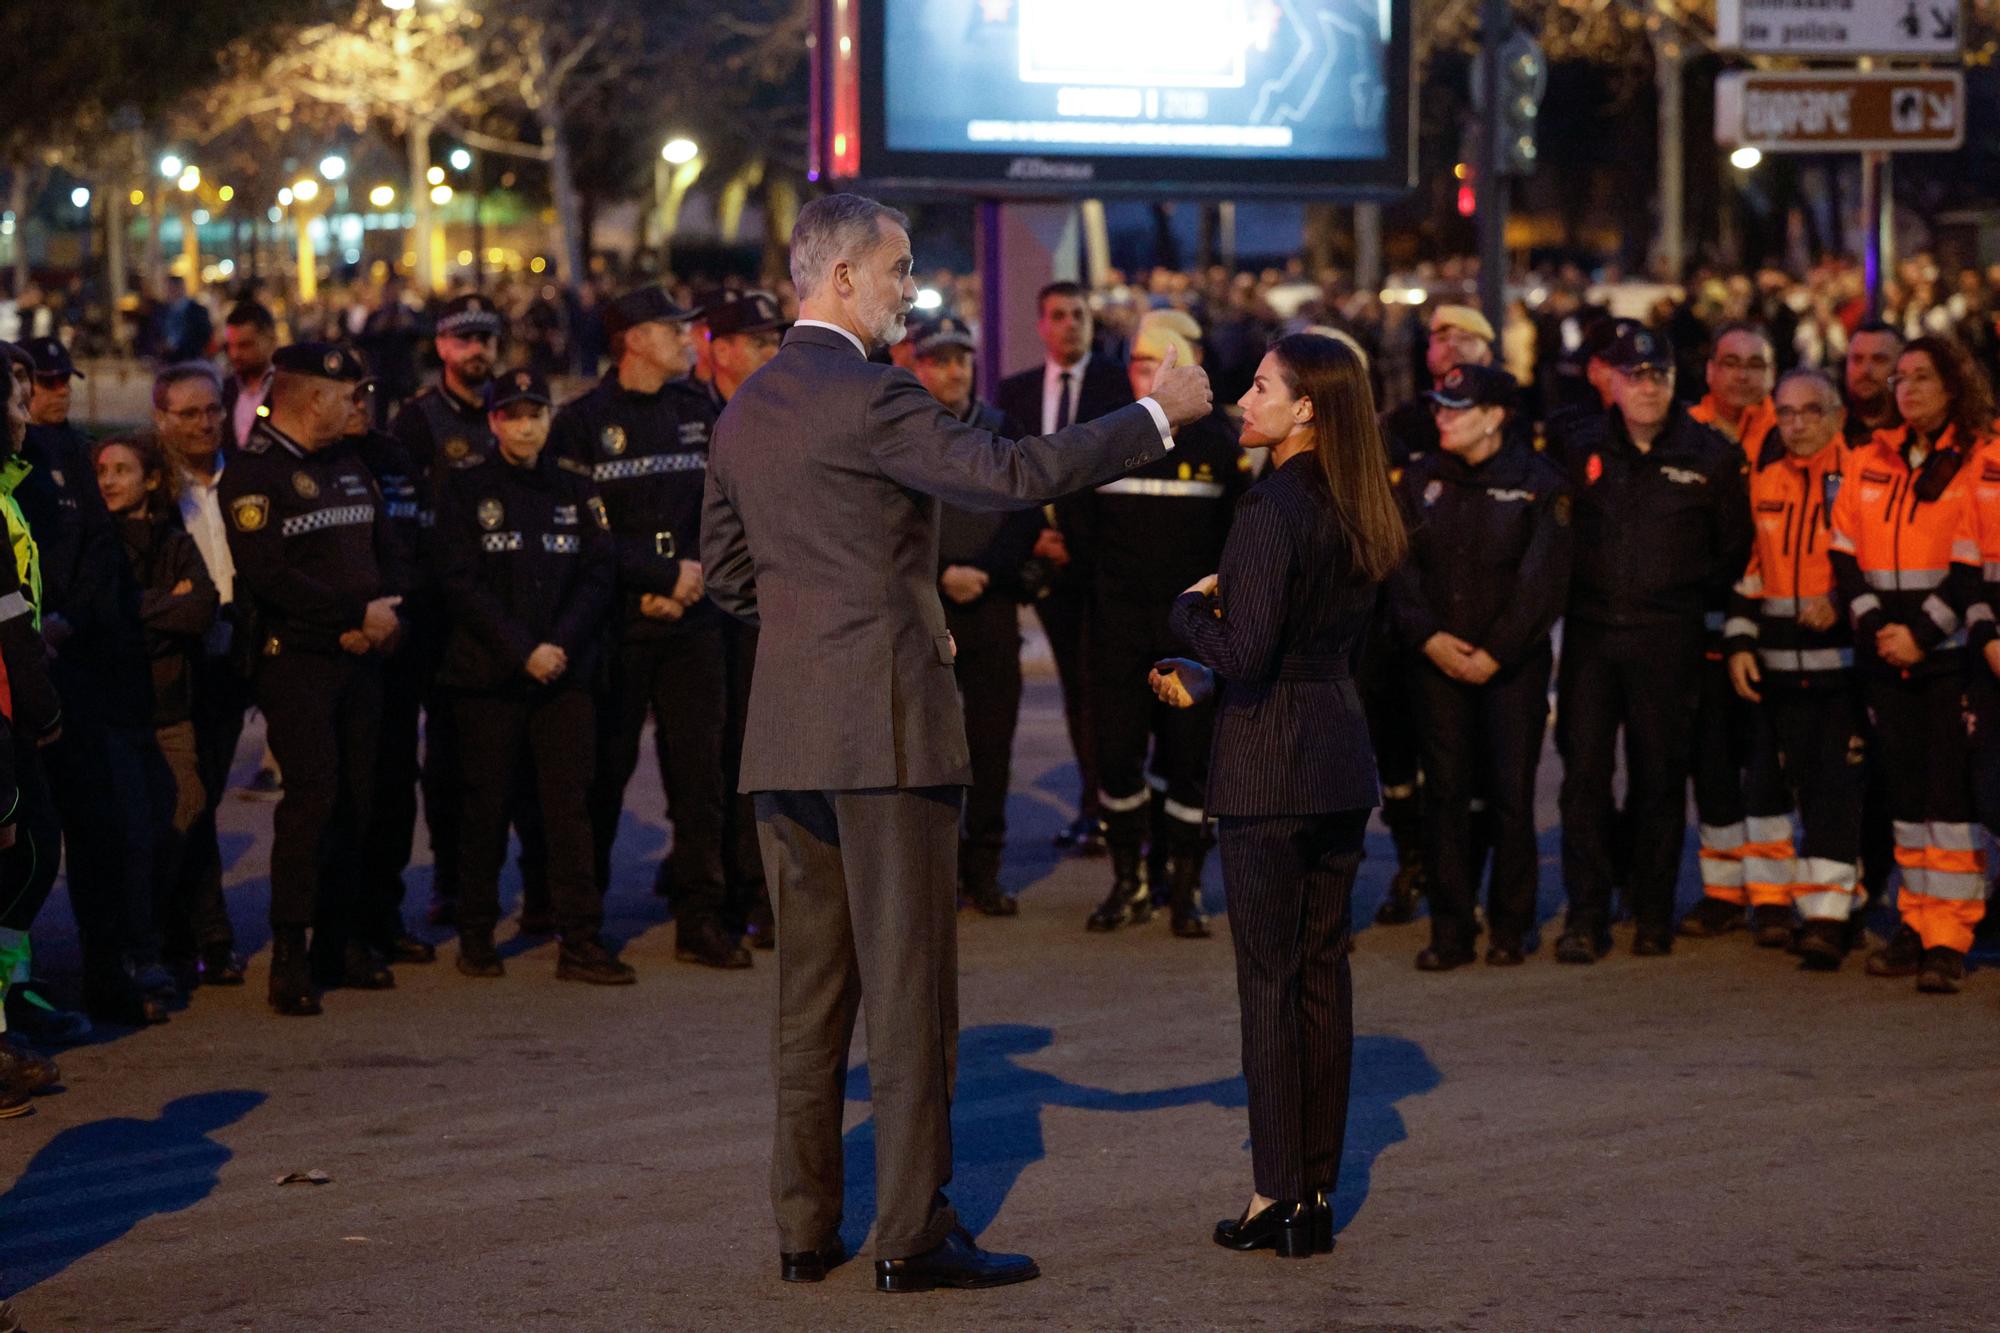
[1151,333,1406,1258]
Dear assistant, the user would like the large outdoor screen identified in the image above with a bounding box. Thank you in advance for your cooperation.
[816,0,1413,198]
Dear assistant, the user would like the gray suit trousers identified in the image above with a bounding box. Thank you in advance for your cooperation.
[754,786,962,1259]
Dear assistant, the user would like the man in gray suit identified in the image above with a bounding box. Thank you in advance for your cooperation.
[702,194,1212,1293]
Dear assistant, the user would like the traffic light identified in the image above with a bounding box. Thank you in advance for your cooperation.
[1473,27,1548,178]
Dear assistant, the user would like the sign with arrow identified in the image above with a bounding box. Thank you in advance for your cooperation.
[1716,70,1964,153]
[1716,0,1963,59]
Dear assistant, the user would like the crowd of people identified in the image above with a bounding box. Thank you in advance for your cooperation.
[0,236,1995,1119]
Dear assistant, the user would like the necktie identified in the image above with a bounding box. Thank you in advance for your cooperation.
[1055,370,1074,432]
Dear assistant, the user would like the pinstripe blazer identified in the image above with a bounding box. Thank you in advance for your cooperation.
[1168,452,1380,817]
[701,324,1170,792]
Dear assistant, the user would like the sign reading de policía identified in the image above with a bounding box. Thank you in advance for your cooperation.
[1717,0,1962,59]
[1716,70,1964,153]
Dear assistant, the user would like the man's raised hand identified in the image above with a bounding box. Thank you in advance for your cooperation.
[1145,340,1213,432]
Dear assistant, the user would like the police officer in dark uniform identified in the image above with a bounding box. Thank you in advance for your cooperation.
[911,318,1039,917]
[1388,365,1572,969]
[338,388,438,965]
[1071,318,1248,938]
[432,369,631,983]
[18,335,165,1025]
[1552,326,1752,963]
[386,293,503,927]
[549,285,748,969]
[698,291,787,946]
[221,344,408,1015]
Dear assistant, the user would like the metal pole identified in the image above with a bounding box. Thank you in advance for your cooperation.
[1862,150,1885,318]
[1477,0,1510,335]
[1654,37,1684,281]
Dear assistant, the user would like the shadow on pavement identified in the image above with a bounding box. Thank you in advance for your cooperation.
[0,1089,265,1297]
[835,1024,1440,1254]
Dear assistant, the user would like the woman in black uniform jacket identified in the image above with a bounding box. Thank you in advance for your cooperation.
[1151,333,1406,1258]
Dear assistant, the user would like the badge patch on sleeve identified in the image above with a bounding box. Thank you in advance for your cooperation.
[292,471,319,500]
[231,495,270,531]
[477,498,505,530]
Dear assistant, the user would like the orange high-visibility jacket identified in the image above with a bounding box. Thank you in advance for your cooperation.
[1724,439,1850,676]
[1691,394,1779,466]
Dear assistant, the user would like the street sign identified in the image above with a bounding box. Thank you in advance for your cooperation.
[1715,70,1965,153]
[1716,0,1963,60]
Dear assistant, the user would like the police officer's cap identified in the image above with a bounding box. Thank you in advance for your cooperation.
[705,290,789,339]
[1605,325,1673,372]
[18,336,83,381]
[1580,316,1639,364]
[604,285,699,339]
[1427,363,1516,410]
[486,368,553,412]
[436,293,504,338]
[271,342,373,383]
[912,316,976,360]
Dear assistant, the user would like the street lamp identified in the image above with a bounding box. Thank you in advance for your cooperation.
[1730,146,1762,171]
[159,154,184,179]
[319,155,347,182]
[448,148,473,172]
[430,184,454,206]
[292,178,320,203]
[369,184,397,209]
[277,187,294,207]
[426,165,446,186]
[661,137,699,166]
[177,166,201,193]
[70,187,91,209]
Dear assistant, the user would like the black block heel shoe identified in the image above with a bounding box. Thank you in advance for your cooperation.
[1213,1200,1313,1257]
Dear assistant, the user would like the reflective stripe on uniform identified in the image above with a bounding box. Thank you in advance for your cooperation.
[280,504,375,538]
[542,533,580,555]
[1724,616,1760,639]
[1699,821,1747,852]
[1953,538,1981,564]
[1930,821,1979,852]
[1761,647,1853,672]
[1920,868,1987,901]
[1793,888,1857,920]
[1969,603,1996,626]
[1095,477,1227,499]
[1922,594,1959,636]
[1761,597,1799,616]
[591,453,706,483]
[480,532,524,553]
[1098,788,1150,814]
[1747,814,1794,844]
[1735,573,1765,597]
[1863,567,1947,590]
[1163,798,1205,825]
[1796,856,1859,888]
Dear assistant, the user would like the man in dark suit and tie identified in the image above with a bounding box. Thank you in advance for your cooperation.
[994,282,1134,856]
[702,195,1211,1293]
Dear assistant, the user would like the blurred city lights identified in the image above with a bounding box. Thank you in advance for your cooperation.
[292,178,320,203]
[426,165,446,186]
[218,185,235,202]
[370,184,397,208]
[320,155,347,181]
[661,138,699,165]
[449,148,473,171]
[430,184,454,205]
[277,188,294,207]
[1730,146,1762,170]
[159,154,184,179]
[913,288,943,312]
[177,166,201,192]
[70,187,90,209]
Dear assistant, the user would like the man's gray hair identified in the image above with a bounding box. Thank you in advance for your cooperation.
[152,361,223,412]
[1777,366,1840,403]
[789,193,909,301]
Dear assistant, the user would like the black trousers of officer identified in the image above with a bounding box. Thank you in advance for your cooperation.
[947,595,1024,880]
[0,743,63,936]
[453,686,599,940]
[1416,647,1552,952]
[168,654,249,960]
[1557,619,1705,935]
[43,712,156,983]
[720,617,765,927]
[1217,808,1368,1203]
[591,620,726,926]
[256,650,383,953]
[1091,604,1212,829]
[1034,584,1100,824]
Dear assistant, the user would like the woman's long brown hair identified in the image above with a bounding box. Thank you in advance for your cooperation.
[1901,335,1995,447]
[1268,332,1407,581]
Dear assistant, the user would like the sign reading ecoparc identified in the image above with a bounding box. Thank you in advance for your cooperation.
[1715,70,1965,153]
[1716,0,1962,59]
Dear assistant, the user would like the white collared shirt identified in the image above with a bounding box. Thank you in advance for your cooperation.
[1040,353,1090,434]
[232,369,272,448]
[177,460,235,607]
[793,319,868,358]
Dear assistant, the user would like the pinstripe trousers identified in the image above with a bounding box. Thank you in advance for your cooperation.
[1218,808,1370,1202]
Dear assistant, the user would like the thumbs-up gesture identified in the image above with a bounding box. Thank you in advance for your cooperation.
[1145,339,1213,432]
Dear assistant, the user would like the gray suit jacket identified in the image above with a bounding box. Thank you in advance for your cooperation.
[702,324,1168,792]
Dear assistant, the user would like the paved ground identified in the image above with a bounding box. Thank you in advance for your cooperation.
[4,674,1999,1332]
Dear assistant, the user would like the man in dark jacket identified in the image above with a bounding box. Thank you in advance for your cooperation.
[914,323,1037,917]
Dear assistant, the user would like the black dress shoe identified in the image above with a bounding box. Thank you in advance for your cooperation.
[1212,1199,1313,1257]
[1414,944,1476,972]
[557,935,637,985]
[199,946,247,986]
[676,920,753,969]
[966,885,1019,917]
[336,943,397,990]
[83,976,169,1027]
[1485,942,1526,967]
[875,1226,1038,1293]
[1554,928,1610,965]
[456,930,505,978]
[0,1037,60,1096]
[384,933,437,965]
[1631,926,1674,957]
[268,929,321,1016]
[779,1238,845,1283]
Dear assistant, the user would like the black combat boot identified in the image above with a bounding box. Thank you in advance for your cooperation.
[267,928,321,1016]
